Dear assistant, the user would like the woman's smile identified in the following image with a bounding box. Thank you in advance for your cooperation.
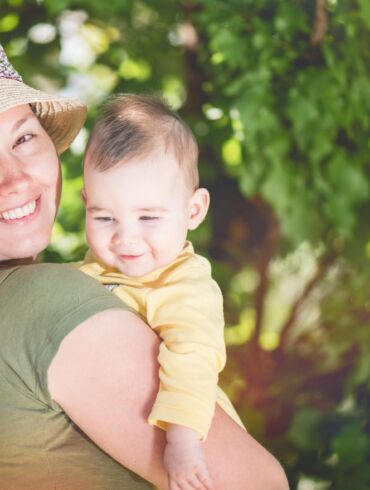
[0,197,40,223]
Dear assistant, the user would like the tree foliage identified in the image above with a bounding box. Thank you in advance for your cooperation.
[1,1,369,488]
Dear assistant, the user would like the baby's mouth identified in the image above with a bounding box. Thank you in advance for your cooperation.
[118,254,144,261]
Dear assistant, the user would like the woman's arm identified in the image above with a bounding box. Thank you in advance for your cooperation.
[48,308,289,490]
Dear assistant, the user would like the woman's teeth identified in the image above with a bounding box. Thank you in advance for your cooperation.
[0,200,36,220]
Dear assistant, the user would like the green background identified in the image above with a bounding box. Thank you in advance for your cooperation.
[2,1,370,488]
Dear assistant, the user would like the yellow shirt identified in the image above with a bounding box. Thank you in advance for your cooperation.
[80,241,244,439]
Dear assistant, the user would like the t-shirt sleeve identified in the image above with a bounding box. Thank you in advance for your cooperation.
[0,263,126,409]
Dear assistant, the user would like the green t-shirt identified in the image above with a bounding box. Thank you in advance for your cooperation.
[0,263,152,490]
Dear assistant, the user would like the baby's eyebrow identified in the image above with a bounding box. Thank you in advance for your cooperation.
[138,207,167,212]
[87,206,109,213]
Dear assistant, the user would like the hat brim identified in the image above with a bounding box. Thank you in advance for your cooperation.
[0,78,87,154]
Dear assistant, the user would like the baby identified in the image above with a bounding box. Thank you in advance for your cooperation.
[80,94,244,490]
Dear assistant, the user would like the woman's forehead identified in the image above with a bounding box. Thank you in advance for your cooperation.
[0,104,40,133]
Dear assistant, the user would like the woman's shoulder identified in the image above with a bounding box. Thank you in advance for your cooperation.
[0,262,125,393]
[0,262,124,324]
[2,262,109,292]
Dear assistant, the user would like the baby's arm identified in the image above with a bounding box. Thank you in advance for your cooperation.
[164,424,214,490]
[146,262,226,488]
[147,264,226,439]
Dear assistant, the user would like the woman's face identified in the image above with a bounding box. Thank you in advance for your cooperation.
[0,104,61,261]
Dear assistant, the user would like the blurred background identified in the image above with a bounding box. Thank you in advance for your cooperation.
[2,1,370,488]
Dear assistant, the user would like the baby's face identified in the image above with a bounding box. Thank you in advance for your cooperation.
[83,149,204,277]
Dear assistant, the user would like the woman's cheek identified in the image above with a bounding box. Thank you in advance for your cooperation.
[54,168,62,213]
[34,150,60,189]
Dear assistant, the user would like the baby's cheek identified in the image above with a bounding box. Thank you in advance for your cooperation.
[85,223,96,247]
[86,225,106,252]
[96,233,110,252]
[149,233,166,253]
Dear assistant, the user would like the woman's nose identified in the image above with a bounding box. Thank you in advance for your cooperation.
[0,158,30,197]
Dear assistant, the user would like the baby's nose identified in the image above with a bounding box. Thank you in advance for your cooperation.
[112,228,138,246]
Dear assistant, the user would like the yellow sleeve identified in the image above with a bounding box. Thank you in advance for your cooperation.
[146,262,226,440]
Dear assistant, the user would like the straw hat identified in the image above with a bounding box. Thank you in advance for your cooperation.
[0,44,87,154]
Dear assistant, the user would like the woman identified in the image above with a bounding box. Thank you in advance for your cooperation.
[0,45,289,489]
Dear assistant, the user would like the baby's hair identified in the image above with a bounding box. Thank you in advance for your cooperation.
[85,93,199,190]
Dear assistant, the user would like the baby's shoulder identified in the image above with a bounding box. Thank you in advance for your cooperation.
[163,251,213,287]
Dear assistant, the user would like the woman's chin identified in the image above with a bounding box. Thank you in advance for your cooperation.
[0,233,51,263]
[23,234,51,258]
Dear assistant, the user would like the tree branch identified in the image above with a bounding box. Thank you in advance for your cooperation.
[279,252,337,350]
[251,199,280,345]
[310,0,328,46]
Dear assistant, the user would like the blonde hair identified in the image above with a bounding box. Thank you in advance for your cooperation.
[85,94,199,190]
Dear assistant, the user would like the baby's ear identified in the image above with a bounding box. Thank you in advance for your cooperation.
[188,188,210,230]
[81,188,87,206]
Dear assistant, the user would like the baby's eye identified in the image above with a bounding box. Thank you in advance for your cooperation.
[14,133,34,148]
[139,216,159,221]
[94,216,114,222]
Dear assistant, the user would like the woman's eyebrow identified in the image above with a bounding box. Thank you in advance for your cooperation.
[12,115,36,132]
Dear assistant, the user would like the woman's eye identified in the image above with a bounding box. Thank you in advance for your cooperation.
[14,134,34,147]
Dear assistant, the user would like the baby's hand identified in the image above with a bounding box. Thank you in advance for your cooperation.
[164,424,214,490]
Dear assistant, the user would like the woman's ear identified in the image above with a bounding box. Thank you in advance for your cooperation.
[188,188,210,231]
[81,188,87,206]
